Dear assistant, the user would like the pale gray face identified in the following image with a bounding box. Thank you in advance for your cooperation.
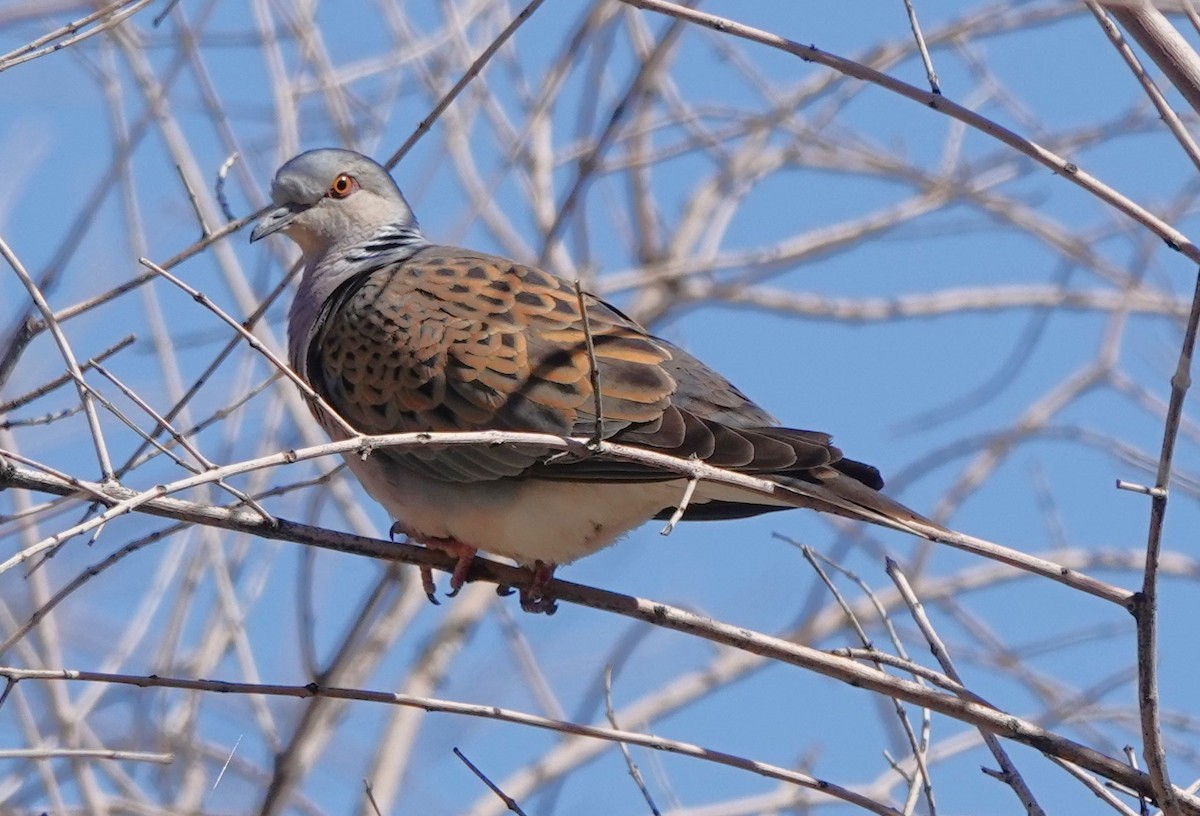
[250,148,417,255]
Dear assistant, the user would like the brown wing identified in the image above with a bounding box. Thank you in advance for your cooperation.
[307,245,883,512]
[308,246,676,480]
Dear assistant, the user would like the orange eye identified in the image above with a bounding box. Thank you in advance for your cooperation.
[328,173,357,199]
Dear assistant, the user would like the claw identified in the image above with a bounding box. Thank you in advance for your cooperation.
[520,595,558,615]
[519,593,559,615]
[419,564,440,605]
[390,528,479,605]
[446,543,477,597]
[518,561,558,614]
[496,584,515,597]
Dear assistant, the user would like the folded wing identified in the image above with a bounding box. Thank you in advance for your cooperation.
[306,245,921,528]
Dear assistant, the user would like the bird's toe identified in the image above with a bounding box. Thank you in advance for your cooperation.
[419,564,440,605]
[517,561,558,614]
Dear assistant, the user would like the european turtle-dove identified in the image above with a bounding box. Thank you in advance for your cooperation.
[251,148,934,613]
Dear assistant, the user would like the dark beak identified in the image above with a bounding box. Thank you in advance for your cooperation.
[250,202,306,242]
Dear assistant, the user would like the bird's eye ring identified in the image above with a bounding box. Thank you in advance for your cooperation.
[328,173,357,199]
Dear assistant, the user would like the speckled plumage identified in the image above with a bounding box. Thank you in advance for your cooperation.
[252,148,932,611]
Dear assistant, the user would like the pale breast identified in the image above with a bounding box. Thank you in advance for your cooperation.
[341,451,683,566]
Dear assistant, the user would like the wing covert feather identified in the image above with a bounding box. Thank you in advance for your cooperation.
[304,245,883,504]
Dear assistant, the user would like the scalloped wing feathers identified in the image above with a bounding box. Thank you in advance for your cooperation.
[305,245,887,509]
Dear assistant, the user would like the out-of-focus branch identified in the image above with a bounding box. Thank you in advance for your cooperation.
[1104,2,1200,116]
[0,0,156,73]
[0,665,906,816]
[616,0,1200,264]
[888,559,1045,816]
[1088,2,1200,173]
[0,459,1182,805]
[0,237,113,480]
[381,0,548,171]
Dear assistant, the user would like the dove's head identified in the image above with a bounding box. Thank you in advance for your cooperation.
[250,148,420,257]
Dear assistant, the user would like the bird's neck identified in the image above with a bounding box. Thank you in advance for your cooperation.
[338,222,430,271]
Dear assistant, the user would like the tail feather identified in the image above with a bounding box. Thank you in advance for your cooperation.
[657,465,944,537]
[778,467,941,536]
[656,466,1129,608]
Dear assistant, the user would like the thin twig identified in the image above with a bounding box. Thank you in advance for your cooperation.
[0,520,187,657]
[363,778,384,816]
[1132,268,1200,816]
[800,546,936,816]
[575,280,605,448]
[89,361,272,519]
[216,151,240,222]
[454,747,529,816]
[1117,480,1165,498]
[1050,757,1139,816]
[887,559,1046,816]
[1,236,114,479]
[659,475,697,535]
[0,0,157,72]
[175,163,211,239]
[830,648,965,696]
[0,425,1134,606]
[211,734,242,792]
[1,407,80,430]
[5,658,1193,814]
[0,334,135,413]
[0,747,173,763]
[382,0,548,170]
[616,0,1200,263]
[0,677,13,710]
[138,257,356,436]
[1086,2,1200,174]
[0,460,1187,806]
[604,666,661,815]
[1126,745,1150,816]
[108,271,300,481]
[901,0,940,93]
[152,0,183,26]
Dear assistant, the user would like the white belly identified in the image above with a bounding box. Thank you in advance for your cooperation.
[343,453,685,566]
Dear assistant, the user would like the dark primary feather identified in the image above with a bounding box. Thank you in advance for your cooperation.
[306,243,888,520]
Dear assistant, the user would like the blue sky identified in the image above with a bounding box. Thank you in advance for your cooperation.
[3,2,1200,814]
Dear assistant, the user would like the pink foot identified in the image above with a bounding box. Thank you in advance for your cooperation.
[443,540,478,597]
[390,523,477,604]
[520,561,558,615]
